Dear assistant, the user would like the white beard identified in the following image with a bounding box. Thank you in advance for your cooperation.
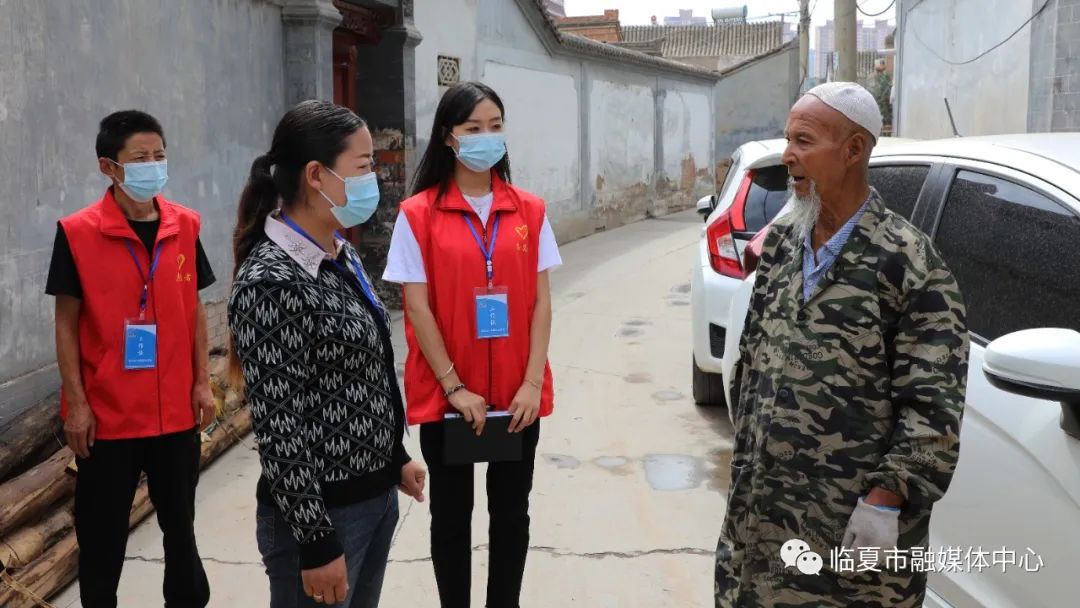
[786,178,822,240]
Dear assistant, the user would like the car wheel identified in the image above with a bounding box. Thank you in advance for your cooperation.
[692,356,727,407]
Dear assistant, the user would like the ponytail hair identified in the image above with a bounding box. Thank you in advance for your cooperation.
[229,99,366,386]
[232,153,278,278]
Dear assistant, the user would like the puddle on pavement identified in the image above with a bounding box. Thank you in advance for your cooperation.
[668,300,689,307]
[670,283,691,294]
[595,456,629,468]
[594,455,633,476]
[542,454,580,469]
[624,319,651,327]
[652,389,686,402]
[623,372,652,384]
[617,327,644,338]
[643,454,704,491]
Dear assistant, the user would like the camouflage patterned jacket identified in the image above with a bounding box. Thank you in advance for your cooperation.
[715,190,969,607]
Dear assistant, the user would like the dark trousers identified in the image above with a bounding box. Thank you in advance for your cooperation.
[74,427,210,608]
[420,420,540,608]
[257,489,399,608]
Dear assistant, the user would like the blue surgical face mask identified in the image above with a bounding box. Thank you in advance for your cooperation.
[319,167,380,228]
[110,159,168,203]
[452,133,507,173]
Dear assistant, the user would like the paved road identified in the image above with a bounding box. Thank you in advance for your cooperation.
[54,209,735,607]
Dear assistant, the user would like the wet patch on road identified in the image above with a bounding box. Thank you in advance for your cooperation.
[652,389,686,402]
[643,454,704,491]
[623,372,652,384]
[593,456,632,476]
[542,454,581,469]
[617,327,644,338]
[670,283,691,294]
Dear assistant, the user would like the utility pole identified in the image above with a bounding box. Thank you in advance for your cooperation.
[799,0,810,92]
[835,0,858,82]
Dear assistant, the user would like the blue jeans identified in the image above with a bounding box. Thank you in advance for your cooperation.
[256,488,399,608]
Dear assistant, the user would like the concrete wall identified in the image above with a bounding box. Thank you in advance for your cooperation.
[895,0,1031,138]
[0,0,287,422]
[714,44,801,163]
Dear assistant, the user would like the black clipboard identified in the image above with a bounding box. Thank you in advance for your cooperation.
[443,411,523,465]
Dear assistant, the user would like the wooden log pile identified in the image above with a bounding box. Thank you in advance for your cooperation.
[0,357,250,608]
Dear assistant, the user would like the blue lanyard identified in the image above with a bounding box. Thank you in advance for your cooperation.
[123,240,164,316]
[463,214,501,289]
[279,214,382,316]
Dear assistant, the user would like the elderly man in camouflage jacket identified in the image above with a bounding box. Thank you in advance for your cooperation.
[714,82,969,608]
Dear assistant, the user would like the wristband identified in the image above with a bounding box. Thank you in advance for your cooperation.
[444,383,466,398]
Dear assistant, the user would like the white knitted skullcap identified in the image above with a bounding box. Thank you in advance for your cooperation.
[803,81,882,141]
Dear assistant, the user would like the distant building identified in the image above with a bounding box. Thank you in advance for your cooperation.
[621,21,786,72]
[814,18,892,80]
[553,9,621,43]
[664,9,708,26]
[543,0,566,18]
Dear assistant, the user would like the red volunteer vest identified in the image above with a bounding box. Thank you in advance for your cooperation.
[400,175,555,425]
[59,188,200,439]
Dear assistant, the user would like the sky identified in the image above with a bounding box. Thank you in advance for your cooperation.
[563,0,897,29]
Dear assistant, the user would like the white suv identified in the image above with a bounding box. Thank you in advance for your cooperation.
[696,133,1080,607]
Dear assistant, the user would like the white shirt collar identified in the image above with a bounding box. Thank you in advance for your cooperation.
[264,213,346,279]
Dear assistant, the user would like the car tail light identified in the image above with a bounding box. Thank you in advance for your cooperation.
[706,172,751,278]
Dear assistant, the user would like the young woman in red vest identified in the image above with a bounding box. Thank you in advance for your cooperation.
[384,81,561,608]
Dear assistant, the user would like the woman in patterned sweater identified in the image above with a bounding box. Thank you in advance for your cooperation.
[227,100,426,607]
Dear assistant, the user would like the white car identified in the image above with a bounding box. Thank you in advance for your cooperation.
[695,133,1080,607]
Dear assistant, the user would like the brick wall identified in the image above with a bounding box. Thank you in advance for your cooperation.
[555,9,622,43]
[205,298,230,353]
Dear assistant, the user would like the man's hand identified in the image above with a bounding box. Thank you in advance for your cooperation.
[841,496,900,564]
[448,389,488,436]
[192,381,216,432]
[302,555,348,604]
[399,460,427,502]
[507,382,541,433]
[64,400,96,459]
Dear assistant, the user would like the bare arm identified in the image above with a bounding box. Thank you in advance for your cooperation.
[194,300,210,385]
[524,271,552,386]
[403,282,488,434]
[192,300,215,431]
[56,296,94,457]
[508,272,551,432]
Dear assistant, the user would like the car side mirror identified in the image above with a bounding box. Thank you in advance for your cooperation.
[983,328,1080,439]
[697,194,717,220]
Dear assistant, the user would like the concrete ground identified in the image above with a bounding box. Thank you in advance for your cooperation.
[53,209,735,607]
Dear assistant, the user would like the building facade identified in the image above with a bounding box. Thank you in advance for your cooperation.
[894,0,1080,138]
[0,0,799,437]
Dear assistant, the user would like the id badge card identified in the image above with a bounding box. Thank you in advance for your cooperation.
[475,286,509,339]
[124,318,158,370]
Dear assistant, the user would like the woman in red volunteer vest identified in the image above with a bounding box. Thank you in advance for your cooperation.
[383,81,561,608]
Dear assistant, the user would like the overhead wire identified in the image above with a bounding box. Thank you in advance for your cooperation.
[911,0,1051,66]
[857,1,896,18]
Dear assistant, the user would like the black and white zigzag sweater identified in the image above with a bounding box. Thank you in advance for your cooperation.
[228,231,408,569]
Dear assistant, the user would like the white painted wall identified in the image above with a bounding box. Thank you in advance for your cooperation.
[897,0,1031,138]
[413,0,479,154]
[662,90,712,185]
[483,62,580,212]
[589,79,655,189]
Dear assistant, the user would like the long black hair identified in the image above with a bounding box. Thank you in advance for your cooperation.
[411,81,511,200]
[229,100,365,384]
